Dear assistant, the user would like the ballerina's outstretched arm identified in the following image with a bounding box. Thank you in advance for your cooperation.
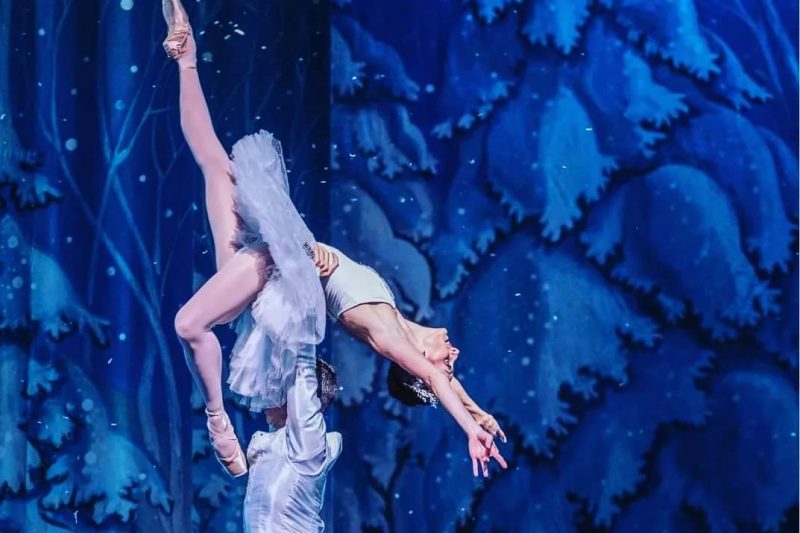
[341,304,508,477]
[449,377,507,443]
[385,339,507,477]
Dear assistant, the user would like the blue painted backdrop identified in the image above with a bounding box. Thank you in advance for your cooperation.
[0,0,797,532]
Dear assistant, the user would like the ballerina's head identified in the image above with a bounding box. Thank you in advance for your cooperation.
[387,327,460,407]
[266,359,338,428]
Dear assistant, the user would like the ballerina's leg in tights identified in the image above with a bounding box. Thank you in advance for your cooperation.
[162,0,260,477]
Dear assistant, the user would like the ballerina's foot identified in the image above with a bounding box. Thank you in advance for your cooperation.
[162,26,196,64]
[206,409,248,478]
[164,31,197,69]
[161,0,196,65]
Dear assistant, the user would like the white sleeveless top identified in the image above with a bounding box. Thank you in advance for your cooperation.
[318,244,396,321]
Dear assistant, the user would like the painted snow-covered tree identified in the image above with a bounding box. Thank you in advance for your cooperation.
[329,0,798,532]
[0,0,191,530]
[2,0,329,531]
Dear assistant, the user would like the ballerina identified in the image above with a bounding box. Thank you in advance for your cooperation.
[162,0,328,478]
[161,0,504,479]
[317,244,508,463]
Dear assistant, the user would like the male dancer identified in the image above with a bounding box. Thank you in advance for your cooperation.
[243,350,341,532]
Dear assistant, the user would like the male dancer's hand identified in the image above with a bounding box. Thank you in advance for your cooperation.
[314,244,339,277]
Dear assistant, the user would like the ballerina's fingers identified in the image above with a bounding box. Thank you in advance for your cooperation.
[313,245,328,274]
[497,425,507,444]
[480,414,508,444]
[327,250,339,274]
[487,420,507,444]
[315,246,339,277]
[490,444,508,470]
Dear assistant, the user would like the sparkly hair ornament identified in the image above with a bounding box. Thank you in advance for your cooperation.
[387,362,438,408]
[403,376,438,408]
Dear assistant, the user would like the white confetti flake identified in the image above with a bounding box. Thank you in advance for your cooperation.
[65,138,78,151]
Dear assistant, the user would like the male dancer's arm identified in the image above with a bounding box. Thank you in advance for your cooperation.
[450,378,507,442]
[285,349,328,475]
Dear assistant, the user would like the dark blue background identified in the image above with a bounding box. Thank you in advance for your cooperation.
[0,0,796,532]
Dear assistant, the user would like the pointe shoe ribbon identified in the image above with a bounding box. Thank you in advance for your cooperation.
[206,409,248,478]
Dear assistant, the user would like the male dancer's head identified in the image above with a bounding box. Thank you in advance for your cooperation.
[266,359,338,427]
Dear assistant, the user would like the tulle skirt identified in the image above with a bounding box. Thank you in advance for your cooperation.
[227,130,326,411]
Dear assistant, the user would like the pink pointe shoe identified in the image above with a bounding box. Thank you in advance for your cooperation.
[161,0,193,60]
[205,409,248,478]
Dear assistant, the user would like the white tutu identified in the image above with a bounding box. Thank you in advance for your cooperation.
[227,130,326,411]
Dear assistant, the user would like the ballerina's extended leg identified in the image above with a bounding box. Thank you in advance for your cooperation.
[174,249,266,477]
[163,0,262,478]
[163,0,238,270]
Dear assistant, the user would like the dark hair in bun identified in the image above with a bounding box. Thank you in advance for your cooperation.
[387,362,437,407]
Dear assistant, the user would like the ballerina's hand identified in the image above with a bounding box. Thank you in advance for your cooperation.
[468,429,508,478]
[314,244,339,277]
[476,412,507,443]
